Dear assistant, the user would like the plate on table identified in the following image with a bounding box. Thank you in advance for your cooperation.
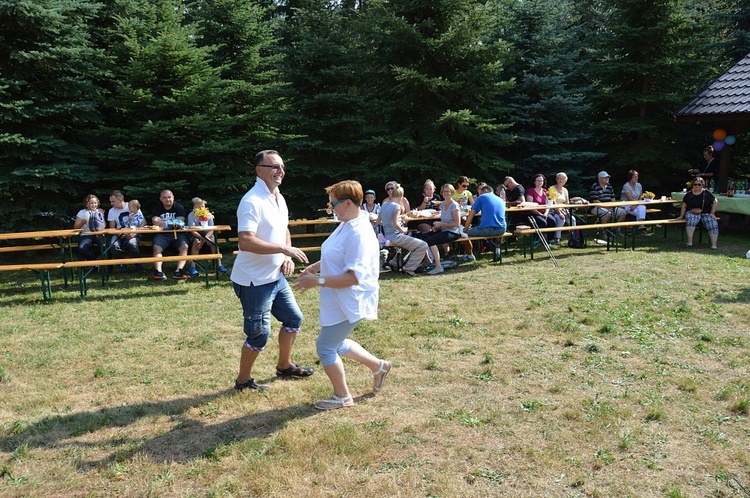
[419,209,437,217]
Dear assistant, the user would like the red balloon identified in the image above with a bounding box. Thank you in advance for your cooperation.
[713,128,727,141]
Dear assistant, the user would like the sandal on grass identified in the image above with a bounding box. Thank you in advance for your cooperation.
[373,360,391,393]
[276,362,314,378]
[314,394,353,411]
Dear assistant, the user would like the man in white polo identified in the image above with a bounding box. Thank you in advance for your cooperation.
[230,150,314,392]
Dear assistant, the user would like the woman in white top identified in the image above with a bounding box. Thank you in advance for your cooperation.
[294,180,391,410]
[620,170,650,236]
[549,172,575,243]
[73,194,106,260]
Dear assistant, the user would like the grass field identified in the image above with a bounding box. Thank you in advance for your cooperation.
[1,232,749,497]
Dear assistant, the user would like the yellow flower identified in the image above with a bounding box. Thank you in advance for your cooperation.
[194,206,213,222]
[641,191,655,200]
[546,188,556,201]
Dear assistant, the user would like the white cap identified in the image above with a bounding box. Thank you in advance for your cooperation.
[597,171,610,179]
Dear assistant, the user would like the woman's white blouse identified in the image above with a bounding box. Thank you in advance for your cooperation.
[319,212,380,326]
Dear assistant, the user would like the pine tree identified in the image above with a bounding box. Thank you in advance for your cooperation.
[501,0,603,193]
[590,0,712,190]
[95,0,239,217]
[0,0,103,230]
[275,0,371,217]
[353,0,515,192]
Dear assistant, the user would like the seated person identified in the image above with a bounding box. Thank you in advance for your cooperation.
[361,189,381,234]
[472,182,488,203]
[378,186,429,276]
[526,174,557,242]
[453,175,474,210]
[151,189,190,280]
[589,171,626,224]
[502,176,525,206]
[460,184,506,262]
[186,197,227,276]
[106,191,144,273]
[620,170,650,236]
[676,178,719,249]
[74,194,106,260]
[418,183,462,275]
[549,172,574,244]
[126,199,145,228]
[414,179,441,233]
[382,180,410,214]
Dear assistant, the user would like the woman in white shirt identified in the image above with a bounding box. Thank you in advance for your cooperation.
[620,170,650,236]
[294,180,391,410]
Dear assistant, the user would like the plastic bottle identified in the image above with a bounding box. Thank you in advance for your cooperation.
[727,179,734,197]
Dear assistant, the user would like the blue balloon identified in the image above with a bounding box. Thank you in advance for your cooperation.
[713,140,725,151]
[725,135,736,145]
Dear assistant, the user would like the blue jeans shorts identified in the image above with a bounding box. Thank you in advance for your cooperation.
[233,278,303,351]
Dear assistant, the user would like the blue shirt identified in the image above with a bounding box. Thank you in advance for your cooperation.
[471,193,506,231]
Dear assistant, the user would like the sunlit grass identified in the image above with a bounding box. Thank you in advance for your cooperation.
[0,234,748,496]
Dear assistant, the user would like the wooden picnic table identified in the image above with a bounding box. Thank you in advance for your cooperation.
[0,228,82,290]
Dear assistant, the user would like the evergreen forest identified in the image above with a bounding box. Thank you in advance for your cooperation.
[2,0,750,230]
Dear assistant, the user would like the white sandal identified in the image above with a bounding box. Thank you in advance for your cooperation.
[314,394,353,411]
[373,360,392,393]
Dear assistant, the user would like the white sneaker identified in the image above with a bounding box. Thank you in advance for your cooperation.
[427,266,444,275]
[459,254,476,262]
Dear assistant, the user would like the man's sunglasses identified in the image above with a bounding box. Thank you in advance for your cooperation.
[258,164,285,171]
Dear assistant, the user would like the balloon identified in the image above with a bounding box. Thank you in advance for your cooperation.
[713,140,725,151]
[713,128,727,141]
[725,135,736,145]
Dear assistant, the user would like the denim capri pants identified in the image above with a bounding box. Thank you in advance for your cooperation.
[233,278,303,351]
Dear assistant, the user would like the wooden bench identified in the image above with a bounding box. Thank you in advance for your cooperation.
[514,219,687,259]
[62,253,224,297]
[0,262,64,300]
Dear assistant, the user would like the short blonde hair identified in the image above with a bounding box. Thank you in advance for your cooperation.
[440,183,455,196]
[556,172,568,182]
[326,180,363,206]
[128,199,140,210]
[390,186,404,199]
[192,197,205,208]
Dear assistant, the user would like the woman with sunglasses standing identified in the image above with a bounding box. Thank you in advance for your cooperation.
[677,179,719,249]
[294,180,391,410]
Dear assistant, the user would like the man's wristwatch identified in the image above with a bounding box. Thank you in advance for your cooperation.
[317,276,326,287]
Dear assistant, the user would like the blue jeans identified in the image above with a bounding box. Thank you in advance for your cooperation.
[467,225,506,237]
[110,235,141,258]
[78,235,100,260]
[233,278,303,351]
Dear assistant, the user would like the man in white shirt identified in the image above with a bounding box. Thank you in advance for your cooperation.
[107,190,143,273]
[230,150,314,392]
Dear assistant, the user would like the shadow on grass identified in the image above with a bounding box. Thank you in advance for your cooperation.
[0,385,363,467]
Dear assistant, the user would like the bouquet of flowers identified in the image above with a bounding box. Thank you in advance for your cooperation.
[685,180,693,189]
[641,191,655,200]
[194,206,213,222]
[546,188,556,201]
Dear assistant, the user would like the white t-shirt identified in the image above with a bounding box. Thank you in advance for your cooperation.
[107,206,130,229]
[319,212,380,326]
[230,179,289,286]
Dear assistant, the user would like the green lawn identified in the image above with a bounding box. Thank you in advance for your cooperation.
[0,233,749,497]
